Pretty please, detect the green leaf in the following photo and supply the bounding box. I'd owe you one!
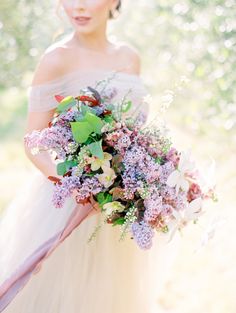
[121,100,132,112]
[56,159,78,176]
[75,114,85,122]
[70,112,104,143]
[103,115,114,124]
[83,136,96,145]
[56,96,76,113]
[84,172,96,177]
[80,103,97,115]
[112,217,125,226]
[155,157,163,164]
[84,111,104,134]
[87,139,103,159]
[70,121,93,143]
[95,192,113,208]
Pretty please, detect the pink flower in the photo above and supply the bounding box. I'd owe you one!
[187,183,202,202]
[166,147,180,167]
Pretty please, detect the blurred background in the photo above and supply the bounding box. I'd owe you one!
[0,0,235,312]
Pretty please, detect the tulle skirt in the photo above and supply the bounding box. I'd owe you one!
[0,170,181,313]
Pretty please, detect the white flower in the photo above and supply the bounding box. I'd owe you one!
[103,201,125,216]
[142,94,153,106]
[160,90,174,112]
[166,150,195,194]
[166,197,204,242]
[97,165,116,188]
[101,123,114,133]
[87,152,112,171]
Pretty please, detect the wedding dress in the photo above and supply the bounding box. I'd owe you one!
[0,68,181,313]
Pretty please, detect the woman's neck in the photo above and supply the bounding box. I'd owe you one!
[71,30,112,53]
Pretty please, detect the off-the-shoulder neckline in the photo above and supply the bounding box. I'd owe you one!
[28,68,143,88]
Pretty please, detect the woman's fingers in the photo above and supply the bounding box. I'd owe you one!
[72,190,100,218]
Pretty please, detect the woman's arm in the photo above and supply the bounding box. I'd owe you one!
[24,48,65,180]
[24,110,61,180]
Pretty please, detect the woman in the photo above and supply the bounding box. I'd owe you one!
[0,1,181,312]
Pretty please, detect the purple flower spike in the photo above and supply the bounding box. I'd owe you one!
[131,220,154,250]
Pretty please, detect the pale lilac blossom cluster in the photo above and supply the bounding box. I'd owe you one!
[131,220,155,250]
[52,175,103,208]
[24,125,75,159]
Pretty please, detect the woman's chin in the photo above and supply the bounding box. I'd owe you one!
[71,23,95,34]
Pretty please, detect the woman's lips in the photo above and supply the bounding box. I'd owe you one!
[73,17,91,25]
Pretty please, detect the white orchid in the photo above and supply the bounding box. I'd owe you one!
[166,197,204,242]
[166,150,196,194]
[103,201,125,216]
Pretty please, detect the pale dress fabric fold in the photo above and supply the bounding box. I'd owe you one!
[0,68,181,313]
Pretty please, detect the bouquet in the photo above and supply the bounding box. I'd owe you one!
[24,78,216,250]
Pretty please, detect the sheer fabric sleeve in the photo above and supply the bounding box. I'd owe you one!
[26,81,68,112]
[140,86,150,121]
[125,84,150,124]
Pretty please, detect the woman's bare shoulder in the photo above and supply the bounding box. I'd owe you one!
[30,37,71,86]
[115,41,141,75]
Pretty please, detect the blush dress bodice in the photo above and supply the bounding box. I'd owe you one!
[0,67,181,313]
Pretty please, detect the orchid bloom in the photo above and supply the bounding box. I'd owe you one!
[88,152,112,171]
[166,197,204,242]
[166,150,195,194]
[97,165,116,188]
[103,201,125,216]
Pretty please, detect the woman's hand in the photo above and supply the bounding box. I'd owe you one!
[87,194,101,218]
[72,190,101,219]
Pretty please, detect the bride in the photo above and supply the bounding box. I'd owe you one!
[0,1,181,312]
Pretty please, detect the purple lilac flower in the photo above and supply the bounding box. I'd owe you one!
[139,158,161,184]
[160,185,176,200]
[123,144,161,184]
[159,161,175,184]
[114,134,132,155]
[161,204,173,217]
[52,175,81,208]
[42,126,73,148]
[131,220,155,250]
[144,195,163,223]
[122,166,139,199]
[25,124,76,160]
[24,130,41,150]
[123,145,146,166]
[166,147,180,167]
[57,108,80,123]
[160,185,177,209]
[75,176,103,202]
[160,185,186,211]
[175,192,187,210]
